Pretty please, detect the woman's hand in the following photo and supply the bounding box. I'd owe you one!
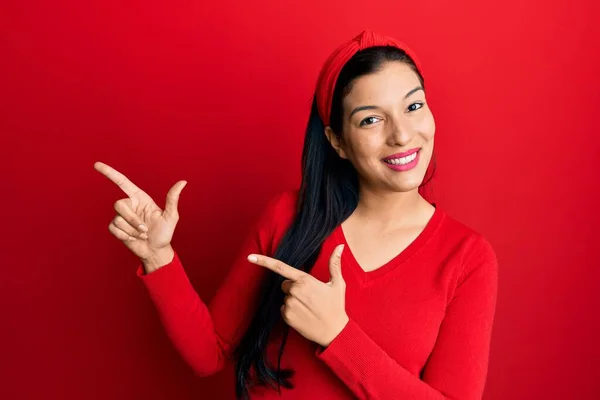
[94,161,187,268]
[247,244,349,347]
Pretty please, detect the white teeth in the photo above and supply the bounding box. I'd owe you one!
[384,152,417,165]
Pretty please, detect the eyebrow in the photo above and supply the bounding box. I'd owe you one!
[348,86,424,119]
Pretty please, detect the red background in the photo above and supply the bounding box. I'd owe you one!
[2,0,599,399]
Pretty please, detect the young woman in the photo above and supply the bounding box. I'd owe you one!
[95,29,498,400]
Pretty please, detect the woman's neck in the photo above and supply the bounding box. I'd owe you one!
[352,186,428,231]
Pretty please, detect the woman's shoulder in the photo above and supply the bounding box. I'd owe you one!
[269,188,300,210]
[253,188,299,238]
[434,209,499,311]
[260,188,299,222]
[436,208,497,263]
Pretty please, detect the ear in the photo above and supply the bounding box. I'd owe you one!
[324,126,348,159]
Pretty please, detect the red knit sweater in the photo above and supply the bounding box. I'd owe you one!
[137,190,498,399]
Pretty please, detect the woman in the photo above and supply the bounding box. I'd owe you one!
[94,29,498,399]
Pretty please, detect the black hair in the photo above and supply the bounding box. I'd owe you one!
[232,45,435,399]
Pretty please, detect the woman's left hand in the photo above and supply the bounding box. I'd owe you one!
[247,244,349,348]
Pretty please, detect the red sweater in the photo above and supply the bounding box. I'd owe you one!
[136,190,498,399]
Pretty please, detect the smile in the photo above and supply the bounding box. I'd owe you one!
[382,149,420,171]
[383,152,417,165]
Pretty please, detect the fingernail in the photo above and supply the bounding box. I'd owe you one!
[128,236,136,241]
[247,255,258,262]
[139,224,148,232]
[337,245,345,255]
[140,233,148,240]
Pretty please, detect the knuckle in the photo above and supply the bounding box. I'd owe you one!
[108,224,124,239]
[297,276,307,285]
[113,216,127,230]
[113,199,123,211]
[275,262,284,274]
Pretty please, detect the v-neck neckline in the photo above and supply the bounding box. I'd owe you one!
[332,203,444,285]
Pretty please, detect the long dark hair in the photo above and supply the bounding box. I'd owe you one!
[232,45,434,399]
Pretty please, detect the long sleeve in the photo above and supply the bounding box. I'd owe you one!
[315,237,499,400]
[136,191,294,377]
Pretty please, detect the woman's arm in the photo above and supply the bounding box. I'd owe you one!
[315,238,499,400]
[136,191,293,376]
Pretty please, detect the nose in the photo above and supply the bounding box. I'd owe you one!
[386,116,415,146]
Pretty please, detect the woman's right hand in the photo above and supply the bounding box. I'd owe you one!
[94,161,187,268]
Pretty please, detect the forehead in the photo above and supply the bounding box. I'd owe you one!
[344,62,422,107]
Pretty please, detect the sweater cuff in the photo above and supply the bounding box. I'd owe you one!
[315,318,376,381]
[135,251,190,306]
[135,250,180,277]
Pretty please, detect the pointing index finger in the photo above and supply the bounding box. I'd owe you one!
[247,254,307,281]
[94,161,143,198]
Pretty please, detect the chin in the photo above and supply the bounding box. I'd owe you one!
[390,181,423,193]
[387,172,427,191]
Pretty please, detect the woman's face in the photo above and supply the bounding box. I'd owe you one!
[325,61,435,193]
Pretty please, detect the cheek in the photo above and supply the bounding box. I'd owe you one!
[418,137,435,173]
[418,112,436,140]
[345,133,384,160]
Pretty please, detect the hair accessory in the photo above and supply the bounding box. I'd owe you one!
[315,29,424,127]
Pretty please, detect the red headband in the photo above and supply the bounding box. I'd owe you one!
[315,29,425,127]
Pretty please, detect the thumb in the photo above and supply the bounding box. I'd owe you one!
[328,244,345,286]
[164,180,187,218]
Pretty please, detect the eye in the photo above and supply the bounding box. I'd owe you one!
[359,116,382,127]
[408,102,424,112]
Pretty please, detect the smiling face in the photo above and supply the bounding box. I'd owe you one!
[325,61,435,193]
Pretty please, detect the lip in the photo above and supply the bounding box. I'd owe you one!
[382,147,421,161]
[382,149,420,172]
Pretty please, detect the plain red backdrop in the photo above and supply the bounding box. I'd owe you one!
[2,0,599,399]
